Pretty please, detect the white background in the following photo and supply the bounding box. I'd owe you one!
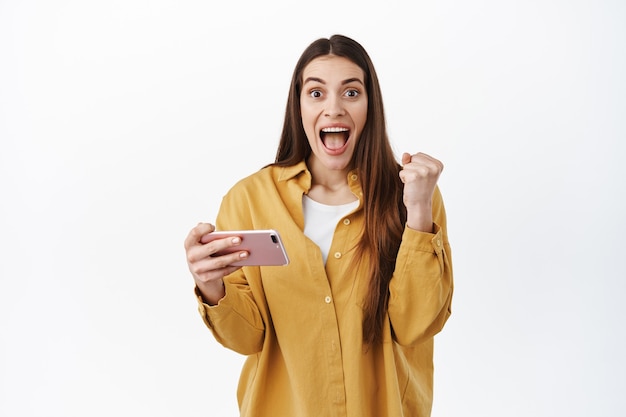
[1,1,625,416]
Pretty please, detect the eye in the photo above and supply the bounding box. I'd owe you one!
[309,89,323,98]
[345,89,360,98]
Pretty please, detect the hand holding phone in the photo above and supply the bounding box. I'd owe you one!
[200,229,289,266]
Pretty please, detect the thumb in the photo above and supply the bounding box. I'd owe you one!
[401,152,412,165]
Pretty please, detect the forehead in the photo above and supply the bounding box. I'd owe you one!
[302,55,365,83]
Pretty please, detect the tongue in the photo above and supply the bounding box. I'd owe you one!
[323,133,346,150]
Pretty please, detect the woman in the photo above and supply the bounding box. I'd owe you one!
[184,34,453,417]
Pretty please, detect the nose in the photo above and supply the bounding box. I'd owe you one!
[324,95,345,118]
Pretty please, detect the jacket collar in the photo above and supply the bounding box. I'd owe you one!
[275,161,308,182]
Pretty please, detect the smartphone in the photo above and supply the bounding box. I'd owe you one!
[200,229,289,266]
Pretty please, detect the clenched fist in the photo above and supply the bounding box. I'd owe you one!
[399,152,444,233]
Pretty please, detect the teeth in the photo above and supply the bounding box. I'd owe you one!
[321,127,349,133]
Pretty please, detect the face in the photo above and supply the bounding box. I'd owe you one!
[300,55,368,176]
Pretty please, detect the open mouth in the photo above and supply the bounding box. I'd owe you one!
[320,127,350,151]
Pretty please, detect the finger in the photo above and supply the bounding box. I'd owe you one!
[401,152,412,166]
[187,232,248,263]
[411,153,444,170]
[201,234,243,255]
[189,251,248,275]
[403,154,444,176]
[184,222,215,250]
[211,251,249,269]
[399,167,429,183]
[189,252,247,278]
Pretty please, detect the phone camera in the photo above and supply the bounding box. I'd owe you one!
[270,234,278,244]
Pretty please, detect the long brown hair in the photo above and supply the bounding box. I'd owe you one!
[274,35,406,345]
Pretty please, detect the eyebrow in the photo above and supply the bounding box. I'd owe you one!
[303,77,364,86]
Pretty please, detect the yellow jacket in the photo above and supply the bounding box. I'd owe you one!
[196,161,453,417]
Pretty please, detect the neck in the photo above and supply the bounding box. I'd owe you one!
[307,156,350,188]
[306,156,356,205]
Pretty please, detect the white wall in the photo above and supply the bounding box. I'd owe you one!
[1,1,625,416]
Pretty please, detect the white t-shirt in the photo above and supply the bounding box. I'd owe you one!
[302,195,359,264]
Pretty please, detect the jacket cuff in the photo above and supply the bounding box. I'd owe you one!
[402,223,445,255]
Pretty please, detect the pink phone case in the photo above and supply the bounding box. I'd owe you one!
[201,229,290,266]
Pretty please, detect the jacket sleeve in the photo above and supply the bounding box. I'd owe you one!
[196,271,265,355]
[387,186,454,346]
